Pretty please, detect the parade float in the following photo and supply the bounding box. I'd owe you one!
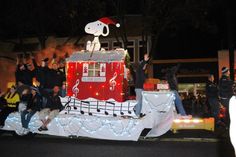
[1,17,214,141]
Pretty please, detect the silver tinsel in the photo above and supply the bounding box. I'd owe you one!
[66,49,128,62]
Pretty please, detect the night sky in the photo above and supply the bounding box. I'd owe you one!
[0,0,235,58]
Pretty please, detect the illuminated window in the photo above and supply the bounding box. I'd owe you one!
[82,62,106,82]
[88,63,100,77]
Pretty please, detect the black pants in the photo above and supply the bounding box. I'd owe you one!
[208,97,220,121]
[220,98,230,127]
[0,107,17,126]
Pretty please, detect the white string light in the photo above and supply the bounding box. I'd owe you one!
[2,91,175,140]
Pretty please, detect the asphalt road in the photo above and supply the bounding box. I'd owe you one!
[0,130,235,157]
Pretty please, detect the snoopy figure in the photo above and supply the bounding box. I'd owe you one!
[85,17,120,52]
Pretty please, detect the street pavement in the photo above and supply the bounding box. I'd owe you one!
[0,128,235,157]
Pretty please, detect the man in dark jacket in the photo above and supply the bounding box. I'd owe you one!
[133,53,150,118]
[15,57,33,86]
[32,56,51,91]
[20,86,42,134]
[205,74,219,121]
[166,64,187,116]
[219,67,234,126]
[38,86,63,131]
[47,63,65,89]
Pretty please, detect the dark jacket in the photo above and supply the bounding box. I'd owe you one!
[21,93,31,102]
[45,93,63,111]
[0,96,7,108]
[15,64,33,86]
[58,67,66,83]
[47,69,65,89]
[26,93,42,111]
[166,65,179,91]
[40,89,63,110]
[205,80,218,98]
[219,75,234,99]
[16,85,31,99]
[32,59,51,89]
[135,60,148,89]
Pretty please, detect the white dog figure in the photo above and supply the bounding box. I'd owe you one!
[85,17,120,52]
[230,84,236,156]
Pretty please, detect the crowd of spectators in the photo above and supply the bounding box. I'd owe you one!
[181,93,209,117]
[0,54,66,134]
[181,66,234,129]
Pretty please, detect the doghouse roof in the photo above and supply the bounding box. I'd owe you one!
[67,49,128,62]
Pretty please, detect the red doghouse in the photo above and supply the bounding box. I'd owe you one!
[66,50,129,102]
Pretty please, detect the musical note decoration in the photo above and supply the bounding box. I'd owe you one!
[73,98,77,110]
[96,101,101,112]
[109,72,117,91]
[120,103,124,115]
[128,102,132,114]
[64,97,72,114]
[81,101,92,115]
[61,97,137,117]
[65,105,71,114]
[105,101,117,117]
[72,79,80,97]
[80,101,85,114]
[88,101,93,115]
[104,101,109,115]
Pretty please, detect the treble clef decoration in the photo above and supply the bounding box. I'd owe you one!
[72,79,80,97]
[109,72,117,91]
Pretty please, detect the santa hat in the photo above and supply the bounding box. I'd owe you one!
[222,67,229,74]
[30,86,40,94]
[99,17,120,27]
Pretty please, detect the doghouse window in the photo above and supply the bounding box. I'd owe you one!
[88,63,100,77]
[82,62,106,82]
